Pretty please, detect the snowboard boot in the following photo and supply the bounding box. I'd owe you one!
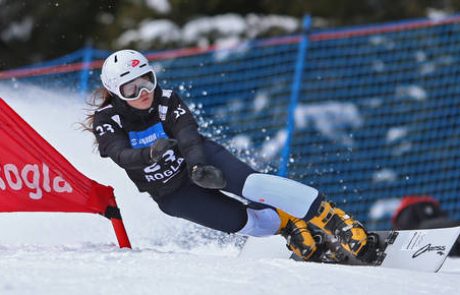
[276,209,318,261]
[308,201,371,260]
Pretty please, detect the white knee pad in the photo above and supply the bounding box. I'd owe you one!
[237,208,280,237]
[242,173,319,219]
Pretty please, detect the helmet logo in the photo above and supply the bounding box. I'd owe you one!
[130,59,140,67]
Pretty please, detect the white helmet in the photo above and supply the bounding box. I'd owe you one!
[100,49,157,100]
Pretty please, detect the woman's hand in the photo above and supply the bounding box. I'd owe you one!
[190,165,226,189]
[149,138,178,163]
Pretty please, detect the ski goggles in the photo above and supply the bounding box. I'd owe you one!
[119,72,156,101]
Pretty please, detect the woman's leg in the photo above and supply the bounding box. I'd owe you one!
[200,139,372,261]
[201,140,285,236]
[157,177,281,236]
[156,178,248,233]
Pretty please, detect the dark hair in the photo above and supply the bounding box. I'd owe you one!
[82,87,113,133]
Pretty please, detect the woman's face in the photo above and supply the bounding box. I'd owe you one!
[126,89,154,110]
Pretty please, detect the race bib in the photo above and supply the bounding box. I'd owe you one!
[128,123,167,149]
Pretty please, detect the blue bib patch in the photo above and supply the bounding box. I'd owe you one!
[129,123,168,149]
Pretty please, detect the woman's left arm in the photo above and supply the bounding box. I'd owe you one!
[165,92,207,169]
[165,92,226,189]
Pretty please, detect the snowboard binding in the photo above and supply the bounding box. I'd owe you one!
[307,201,367,255]
[277,209,318,261]
[291,228,384,265]
[306,201,381,264]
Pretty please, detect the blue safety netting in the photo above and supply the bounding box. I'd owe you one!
[295,18,460,229]
[2,15,460,230]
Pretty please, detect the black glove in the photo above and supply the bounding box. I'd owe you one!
[149,138,178,163]
[190,164,227,189]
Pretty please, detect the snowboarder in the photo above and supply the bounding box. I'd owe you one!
[86,49,375,262]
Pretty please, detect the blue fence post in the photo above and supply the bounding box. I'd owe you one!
[79,43,93,98]
[278,15,312,177]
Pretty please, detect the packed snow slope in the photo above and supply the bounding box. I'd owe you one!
[0,83,459,295]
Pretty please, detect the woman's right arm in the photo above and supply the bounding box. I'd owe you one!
[93,115,152,170]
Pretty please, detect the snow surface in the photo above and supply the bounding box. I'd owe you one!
[395,85,428,101]
[0,17,34,42]
[368,198,402,220]
[372,168,398,183]
[116,13,299,50]
[294,102,363,147]
[386,127,408,143]
[0,83,459,295]
[145,0,171,14]
[117,19,180,49]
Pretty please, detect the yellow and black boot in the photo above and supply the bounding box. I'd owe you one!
[277,209,318,261]
[308,201,370,259]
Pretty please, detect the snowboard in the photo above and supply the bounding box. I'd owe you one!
[239,226,460,272]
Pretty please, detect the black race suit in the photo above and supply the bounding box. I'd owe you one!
[93,86,257,233]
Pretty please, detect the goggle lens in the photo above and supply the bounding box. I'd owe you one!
[120,72,155,100]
